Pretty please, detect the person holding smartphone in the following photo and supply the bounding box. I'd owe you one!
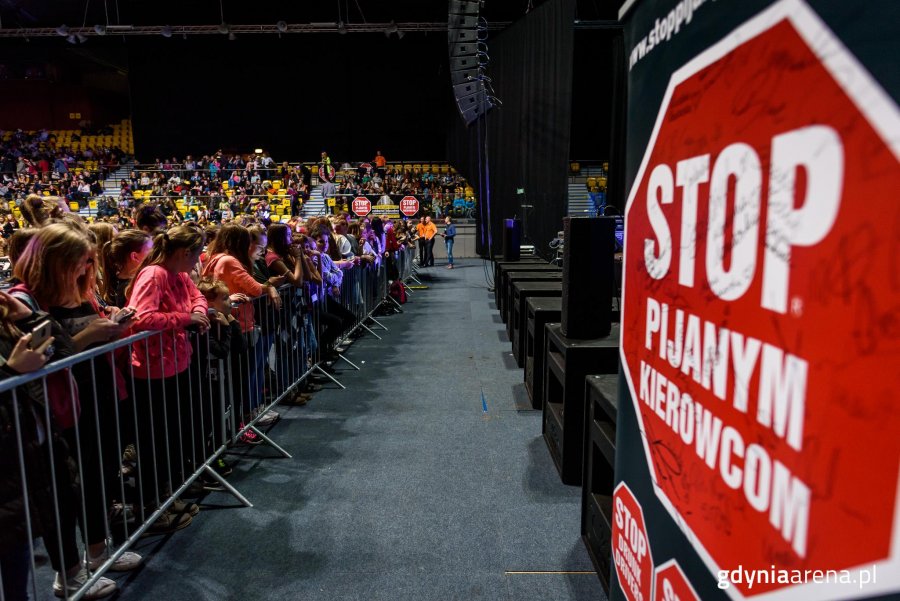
[10,224,139,597]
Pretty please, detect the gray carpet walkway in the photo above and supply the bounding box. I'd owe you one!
[117,258,606,601]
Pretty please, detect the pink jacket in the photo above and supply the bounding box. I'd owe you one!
[128,265,208,379]
[202,254,263,333]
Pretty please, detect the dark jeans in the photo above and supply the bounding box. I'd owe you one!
[133,368,200,509]
[62,387,123,548]
[425,238,435,266]
[320,296,356,353]
[1,541,32,601]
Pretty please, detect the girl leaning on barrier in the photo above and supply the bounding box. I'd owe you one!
[0,289,71,601]
[126,225,209,534]
[7,224,137,599]
[201,224,282,442]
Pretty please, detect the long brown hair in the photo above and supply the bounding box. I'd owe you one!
[98,229,151,303]
[20,194,66,227]
[206,223,253,272]
[13,223,94,307]
[267,223,293,261]
[125,225,205,298]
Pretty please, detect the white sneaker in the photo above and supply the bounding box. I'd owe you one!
[53,568,117,599]
[86,549,143,571]
[256,410,279,427]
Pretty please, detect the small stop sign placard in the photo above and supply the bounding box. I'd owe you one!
[619,2,900,599]
[351,196,371,217]
[654,561,699,601]
[613,483,653,601]
[400,196,419,217]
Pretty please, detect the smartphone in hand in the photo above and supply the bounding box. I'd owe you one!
[29,320,52,350]
[113,308,136,324]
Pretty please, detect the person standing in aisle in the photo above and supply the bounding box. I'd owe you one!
[415,216,426,265]
[423,215,437,267]
[440,215,457,269]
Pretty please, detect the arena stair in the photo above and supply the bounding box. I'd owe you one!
[300,186,326,218]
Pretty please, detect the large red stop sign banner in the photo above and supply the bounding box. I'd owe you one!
[619,1,900,599]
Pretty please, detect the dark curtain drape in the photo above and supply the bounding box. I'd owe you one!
[447,0,576,260]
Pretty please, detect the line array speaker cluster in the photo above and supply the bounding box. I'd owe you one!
[448,1,495,125]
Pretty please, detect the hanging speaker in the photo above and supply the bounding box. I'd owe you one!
[450,68,479,86]
[449,27,477,44]
[560,217,615,339]
[449,0,480,15]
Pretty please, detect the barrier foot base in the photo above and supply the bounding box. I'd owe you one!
[314,364,346,389]
[360,322,382,340]
[249,426,292,458]
[386,296,404,311]
[202,464,254,507]
[368,316,388,331]
[337,353,361,371]
[408,274,423,285]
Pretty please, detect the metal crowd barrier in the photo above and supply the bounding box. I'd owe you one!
[0,246,416,601]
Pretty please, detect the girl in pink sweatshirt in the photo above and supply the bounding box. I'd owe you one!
[127,225,209,528]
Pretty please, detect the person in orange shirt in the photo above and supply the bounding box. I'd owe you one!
[374,150,387,178]
[423,215,438,267]
[415,216,427,265]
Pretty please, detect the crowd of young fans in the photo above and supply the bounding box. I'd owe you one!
[0,193,421,600]
[0,128,130,208]
[1,135,476,230]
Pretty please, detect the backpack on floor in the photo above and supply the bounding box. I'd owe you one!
[389,281,407,304]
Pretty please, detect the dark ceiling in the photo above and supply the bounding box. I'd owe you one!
[0,0,616,30]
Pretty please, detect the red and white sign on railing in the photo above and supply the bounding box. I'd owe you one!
[613,483,653,601]
[654,561,700,601]
[399,196,420,217]
[351,196,371,217]
[619,1,900,599]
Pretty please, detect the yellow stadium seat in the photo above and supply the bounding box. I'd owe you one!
[69,202,80,211]
[89,200,98,209]
[272,181,281,190]
[43,191,50,196]
[282,215,292,223]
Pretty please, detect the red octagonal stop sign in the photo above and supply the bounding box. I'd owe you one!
[400,196,420,217]
[620,1,900,600]
[654,560,699,601]
[351,196,371,217]
[613,483,653,601]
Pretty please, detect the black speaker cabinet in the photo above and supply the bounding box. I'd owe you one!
[492,258,550,309]
[509,281,563,365]
[525,299,561,410]
[502,218,522,261]
[542,323,620,485]
[502,271,562,326]
[581,374,619,594]
[560,217,616,339]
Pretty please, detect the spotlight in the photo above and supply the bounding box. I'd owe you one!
[94,24,107,35]
[76,33,87,43]
[276,20,288,33]
[385,21,398,37]
[218,23,230,34]
[396,29,405,39]
[161,25,173,38]
[228,32,236,41]
[56,24,69,36]
[337,21,348,35]
[66,34,77,44]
